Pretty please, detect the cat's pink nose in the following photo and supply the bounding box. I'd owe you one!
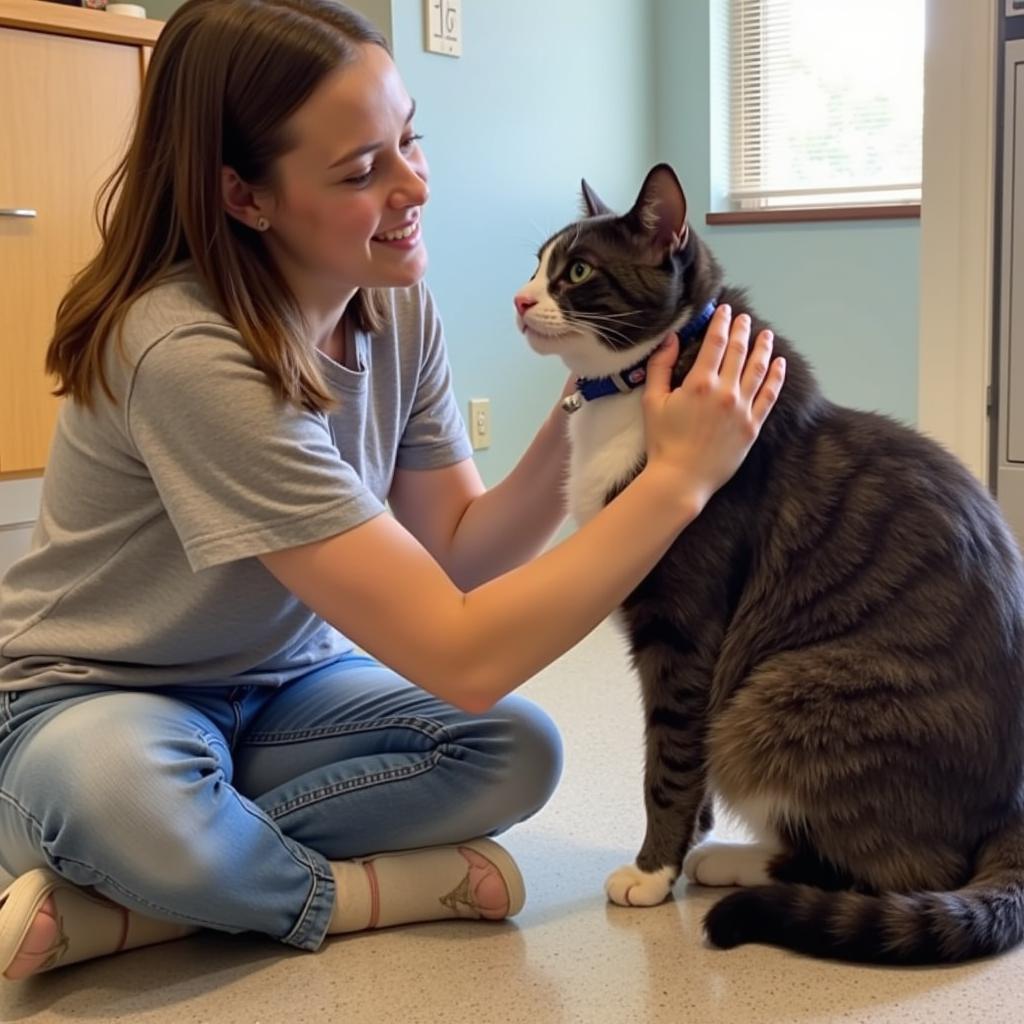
[514,294,537,317]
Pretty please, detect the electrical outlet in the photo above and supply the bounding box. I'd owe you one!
[468,398,491,450]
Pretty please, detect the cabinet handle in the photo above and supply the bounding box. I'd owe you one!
[0,209,37,218]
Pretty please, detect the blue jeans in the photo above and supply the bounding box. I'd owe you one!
[0,654,563,951]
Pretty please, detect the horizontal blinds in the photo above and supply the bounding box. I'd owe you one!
[728,0,925,210]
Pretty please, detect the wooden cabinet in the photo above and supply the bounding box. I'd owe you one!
[0,0,161,477]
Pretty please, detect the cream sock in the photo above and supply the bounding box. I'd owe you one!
[328,837,526,933]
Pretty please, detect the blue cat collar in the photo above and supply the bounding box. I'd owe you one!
[560,299,719,414]
[678,299,719,344]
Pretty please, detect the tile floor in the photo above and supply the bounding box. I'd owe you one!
[2,621,1022,1024]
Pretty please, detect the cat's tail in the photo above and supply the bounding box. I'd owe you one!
[703,816,1024,964]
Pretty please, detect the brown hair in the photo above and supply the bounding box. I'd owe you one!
[46,0,390,412]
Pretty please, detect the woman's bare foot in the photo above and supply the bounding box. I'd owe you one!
[2,897,60,980]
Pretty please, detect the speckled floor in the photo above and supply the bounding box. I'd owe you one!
[2,620,1023,1024]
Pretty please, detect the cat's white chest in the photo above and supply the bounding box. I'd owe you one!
[567,392,647,525]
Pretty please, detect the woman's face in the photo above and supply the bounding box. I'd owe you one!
[257,44,429,295]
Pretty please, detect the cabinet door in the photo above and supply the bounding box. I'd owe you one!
[0,27,141,475]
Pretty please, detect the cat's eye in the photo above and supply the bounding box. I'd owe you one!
[568,260,594,285]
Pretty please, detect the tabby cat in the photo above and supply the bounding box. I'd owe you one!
[513,163,1024,964]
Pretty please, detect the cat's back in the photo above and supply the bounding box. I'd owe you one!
[774,403,1013,557]
[749,401,1024,665]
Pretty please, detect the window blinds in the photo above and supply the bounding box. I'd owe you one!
[726,0,925,210]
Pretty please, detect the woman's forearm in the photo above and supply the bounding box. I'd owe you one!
[445,406,571,589]
[455,463,699,710]
[261,461,699,716]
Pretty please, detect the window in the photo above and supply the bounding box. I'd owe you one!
[720,0,925,217]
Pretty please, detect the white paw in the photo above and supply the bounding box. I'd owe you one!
[682,841,775,887]
[604,863,676,906]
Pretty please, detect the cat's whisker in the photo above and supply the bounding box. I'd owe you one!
[564,314,641,340]
[522,220,557,255]
[564,318,633,348]
[568,310,644,322]
[566,318,640,336]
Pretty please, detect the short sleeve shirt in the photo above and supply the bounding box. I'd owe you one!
[0,268,472,690]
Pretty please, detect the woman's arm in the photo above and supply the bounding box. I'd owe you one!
[389,394,570,591]
[261,307,782,712]
[262,460,699,713]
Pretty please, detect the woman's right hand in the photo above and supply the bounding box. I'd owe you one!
[641,304,785,508]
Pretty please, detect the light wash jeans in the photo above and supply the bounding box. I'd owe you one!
[0,653,563,951]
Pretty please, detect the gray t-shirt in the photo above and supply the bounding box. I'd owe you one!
[0,269,472,691]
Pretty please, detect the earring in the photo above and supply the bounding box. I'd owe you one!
[255,216,270,232]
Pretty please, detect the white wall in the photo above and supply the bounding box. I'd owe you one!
[917,0,999,482]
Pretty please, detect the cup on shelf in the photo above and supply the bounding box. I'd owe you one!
[107,3,147,16]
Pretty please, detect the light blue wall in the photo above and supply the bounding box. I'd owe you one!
[651,0,921,426]
[389,0,655,482]
[1,0,925,574]
[137,0,656,486]
[105,0,924,459]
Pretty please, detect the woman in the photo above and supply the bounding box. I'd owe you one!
[0,0,782,981]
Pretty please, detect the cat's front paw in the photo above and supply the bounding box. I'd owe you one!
[682,841,774,887]
[604,863,676,906]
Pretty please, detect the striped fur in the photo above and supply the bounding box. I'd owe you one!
[517,164,1024,964]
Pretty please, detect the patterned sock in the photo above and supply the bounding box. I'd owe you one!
[328,838,525,933]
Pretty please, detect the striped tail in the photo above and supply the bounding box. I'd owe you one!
[704,819,1024,964]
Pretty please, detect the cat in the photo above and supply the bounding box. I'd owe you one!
[513,163,1024,964]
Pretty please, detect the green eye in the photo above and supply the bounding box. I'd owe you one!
[568,260,594,285]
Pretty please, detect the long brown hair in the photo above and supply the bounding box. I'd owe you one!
[46,0,389,412]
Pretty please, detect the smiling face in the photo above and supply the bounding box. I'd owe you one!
[257,43,430,298]
[514,165,701,378]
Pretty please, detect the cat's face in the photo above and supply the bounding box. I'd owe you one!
[514,164,697,379]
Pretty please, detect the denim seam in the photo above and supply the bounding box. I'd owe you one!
[47,852,243,930]
[243,715,450,747]
[0,787,44,846]
[0,748,325,937]
[281,845,318,946]
[266,749,444,821]
[229,790,330,879]
[280,842,333,948]
[0,787,232,929]
[229,699,245,750]
[0,691,13,736]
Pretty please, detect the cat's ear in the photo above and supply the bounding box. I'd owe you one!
[580,179,613,218]
[627,164,689,256]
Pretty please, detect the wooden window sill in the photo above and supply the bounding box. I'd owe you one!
[706,205,921,226]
